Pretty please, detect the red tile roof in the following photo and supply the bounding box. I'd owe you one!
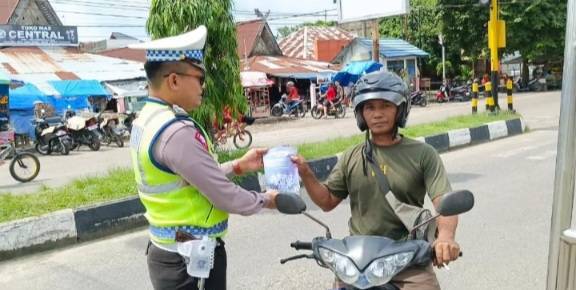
[97,48,146,63]
[236,19,265,59]
[0,0,19,24]
[279,27,354,60]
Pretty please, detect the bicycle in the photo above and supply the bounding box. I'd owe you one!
[213,119,253,149]
[0,131,41,183]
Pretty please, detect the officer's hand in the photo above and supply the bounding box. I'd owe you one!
[264,190,278,209]
[290,155,312,176]
[237,148,268,173]
[432,238,460,268]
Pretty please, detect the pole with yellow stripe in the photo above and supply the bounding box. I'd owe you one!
[506,78,515,112]
[485,81,494,112]
[472,80,479,114]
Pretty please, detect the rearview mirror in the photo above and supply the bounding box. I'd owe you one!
[276,193,306,215]
[437,190,475,216]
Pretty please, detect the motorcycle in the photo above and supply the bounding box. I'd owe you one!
[515,77,546,92]
[123,111,136,133]
[436,84,470,103]
[276,190,474,290]
[409,91,428,107]
[311,97,346,119]
[435,84,450,103]
[271,95,306,118]
[65,114,101,151]
[450,84,471,102]
[33,111,71,156]
[96,113,125,147]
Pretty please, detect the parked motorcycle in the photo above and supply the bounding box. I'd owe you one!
[435,84,450,103]
[276,190,474,290]
[515,77,546,92]
[96,113,124,147]
[436,84,470,103]
[409,91,428,107]
[66,115,101,151]
[311,97,346,119]
[33,111,70,155]
[271,95,306,118]
[123,111,136,133]
[450,84,472,102]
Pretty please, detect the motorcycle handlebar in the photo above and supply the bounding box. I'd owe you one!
[290,241,312,250]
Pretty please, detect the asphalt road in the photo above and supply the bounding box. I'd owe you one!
[0,91,560,194]
[0,123,560,289]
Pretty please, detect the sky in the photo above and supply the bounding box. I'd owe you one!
[47,0,408,41]
[48,0,340,41]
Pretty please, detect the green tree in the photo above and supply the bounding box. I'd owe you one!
[146,0,246,128]
[437,0,490,78]
[501,0,566,82]
[378,0,443,77]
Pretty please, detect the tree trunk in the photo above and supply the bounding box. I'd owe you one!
[522,58,530,86]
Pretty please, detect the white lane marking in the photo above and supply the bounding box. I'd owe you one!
[526,150,557,161]
[496,141,556,158]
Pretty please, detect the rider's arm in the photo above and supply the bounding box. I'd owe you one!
[433,196,458,240]
[421,144,460,265]
[154,121,273,215]
[293,155,346,212]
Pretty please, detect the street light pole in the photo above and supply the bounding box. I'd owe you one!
[439,34,445,85]
[546,0,576,288]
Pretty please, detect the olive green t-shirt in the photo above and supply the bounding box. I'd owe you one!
[324,137,452,240]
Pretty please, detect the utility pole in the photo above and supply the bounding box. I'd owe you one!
[438,34,446,85]
[372,19,380,62]
[546,0,576,288]
[488,0,505,112]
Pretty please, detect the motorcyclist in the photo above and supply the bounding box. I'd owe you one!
[292,71,461,290]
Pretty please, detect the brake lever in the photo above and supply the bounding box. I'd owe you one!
[280,254,314,264]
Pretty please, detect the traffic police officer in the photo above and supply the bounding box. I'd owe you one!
[129,25,278,290]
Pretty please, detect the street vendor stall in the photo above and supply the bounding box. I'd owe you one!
[241,71,272,118]
[0,71,9,131]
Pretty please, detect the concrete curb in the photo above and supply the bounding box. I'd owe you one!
[0,118,526,261]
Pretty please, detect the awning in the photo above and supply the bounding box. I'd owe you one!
[358,38,429,58]
[270,72,336,80]
[9,83,49,110]
[240,71,272,87]
[105,83,148,98]
[48,80,110,98]
[332,61,383,85]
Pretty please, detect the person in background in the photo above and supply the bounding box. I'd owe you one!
[285,81,300,112]
[323,82,337,118]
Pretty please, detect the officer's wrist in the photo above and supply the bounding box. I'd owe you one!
[232,160,244,176]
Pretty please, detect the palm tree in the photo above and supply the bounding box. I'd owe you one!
[147,0,247,129]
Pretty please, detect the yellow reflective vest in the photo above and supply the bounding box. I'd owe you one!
[130,99,228,245]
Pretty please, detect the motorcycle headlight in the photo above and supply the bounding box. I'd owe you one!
[365,252,414,286]
[318,248,360,285]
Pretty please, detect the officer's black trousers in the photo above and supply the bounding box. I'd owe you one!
[146,240,227,290]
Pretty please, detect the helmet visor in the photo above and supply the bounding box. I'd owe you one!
[353,90,405,109]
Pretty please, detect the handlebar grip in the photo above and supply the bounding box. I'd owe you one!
[290,241,312,250]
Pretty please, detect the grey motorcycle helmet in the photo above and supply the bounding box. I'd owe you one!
[352,71,411,132]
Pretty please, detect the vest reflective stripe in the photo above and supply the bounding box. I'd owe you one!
[150,220,229,241]
[130,101,229,245]
[137,179,186,195]
[131,107,172,188]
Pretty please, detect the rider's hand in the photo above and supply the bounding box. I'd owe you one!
[432,238,460,268]
[263,190,279,209]
[291,155,312,176]
[237,148,268,174]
